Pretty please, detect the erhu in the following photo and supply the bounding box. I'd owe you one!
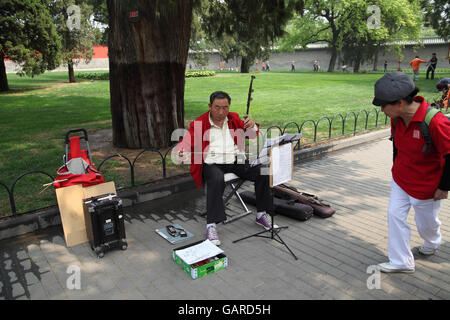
[244,75,256,163]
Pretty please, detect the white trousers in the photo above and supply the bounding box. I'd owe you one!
[387,179,442,269]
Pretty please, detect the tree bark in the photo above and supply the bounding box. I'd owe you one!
[328,46,337,73]
[353,57,361,73]
[326,23,340,73]
[240,56,251,73]
[372,49,378,71]
[0,54,9,92]
[68,60,75,83]
[107,0,193,149]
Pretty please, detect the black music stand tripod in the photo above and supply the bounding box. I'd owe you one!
[232,209,297,260]
[232,134,301,260]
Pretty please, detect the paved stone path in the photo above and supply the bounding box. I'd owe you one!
[0,137,449,300]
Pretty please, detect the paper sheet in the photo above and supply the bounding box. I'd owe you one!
[271,143,293,186]
[251,133,301,167]
[174,240,224,265]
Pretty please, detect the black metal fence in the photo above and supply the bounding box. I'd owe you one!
[1,105,448,218]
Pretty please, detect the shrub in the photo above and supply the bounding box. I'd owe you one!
[185,70,215,78]
[76,70,216,80]
[76,72,109,80]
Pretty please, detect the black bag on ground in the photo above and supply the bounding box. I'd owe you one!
[83,193,128,258]
[273,184,336,218]
[239,190,314,221]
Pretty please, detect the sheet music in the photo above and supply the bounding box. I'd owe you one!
[271,143,293,186]
[251,133,301,167]
[174,240,224,265]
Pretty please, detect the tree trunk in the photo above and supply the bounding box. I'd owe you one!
[107,0,193,149]
[328,46,337,73]
[0,54,9,92]
[372,48,378,71]
[240,56,251,73]
[353,57,361,73]
[68,60,75,83]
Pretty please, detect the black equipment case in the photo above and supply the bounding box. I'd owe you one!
[273,185,336,218]
[239,190,314,221]
[83,193,127,258]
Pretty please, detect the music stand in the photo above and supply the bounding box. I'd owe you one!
[233,133,301,260]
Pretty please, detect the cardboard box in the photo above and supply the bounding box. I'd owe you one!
[55,181,116,247]
[173,240,228,279]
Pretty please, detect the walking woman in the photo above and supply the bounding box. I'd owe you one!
[372,72,450,273]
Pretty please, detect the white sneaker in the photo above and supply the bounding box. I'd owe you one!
[206,225,221,246]
[418,246,436,256]
[378,262,415,274]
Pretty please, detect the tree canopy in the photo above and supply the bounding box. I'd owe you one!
[50,0,97,82]
[341,0,422,72]
[421,0,449,40]
[0,0,61,91]
[200,0,303,72]
[279,0,422,72]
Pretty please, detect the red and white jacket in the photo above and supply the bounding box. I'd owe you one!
[177,111,258,189]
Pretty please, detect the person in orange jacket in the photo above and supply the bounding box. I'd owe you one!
[409,56,427,81]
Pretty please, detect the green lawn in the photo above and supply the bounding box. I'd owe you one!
[0,69,449,216]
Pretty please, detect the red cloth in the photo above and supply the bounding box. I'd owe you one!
[177,111,258,189]
[53,172,104,188]
[391,96,450,199]
[53,136,104,189]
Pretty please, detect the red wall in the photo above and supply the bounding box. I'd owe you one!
[93,45,108,59]
[4,45,108,61]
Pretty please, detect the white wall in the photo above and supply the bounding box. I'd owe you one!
[5,44,449,73]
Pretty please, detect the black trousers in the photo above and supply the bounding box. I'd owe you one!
[202,163,273,224]
[426,65,435,79]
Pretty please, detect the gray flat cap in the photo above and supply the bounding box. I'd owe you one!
[372,72,415,106]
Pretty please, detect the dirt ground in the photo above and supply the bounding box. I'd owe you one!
[87,128,189,185]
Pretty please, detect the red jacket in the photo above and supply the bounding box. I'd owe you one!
[391,96,450,199]
[177,111,258,189]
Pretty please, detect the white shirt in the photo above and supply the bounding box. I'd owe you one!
[204,114,239,164]
[204,113,258,164]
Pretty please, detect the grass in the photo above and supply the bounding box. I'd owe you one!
[1,69,449,216]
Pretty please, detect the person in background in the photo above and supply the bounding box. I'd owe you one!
[384,60,388,73]
[409,56,427,81]
[291,61,295,72]
[436,78,450,92]
[372,72,450,274]
[313,60,319,72]
[426,53,438,80]
[442,83,450,110]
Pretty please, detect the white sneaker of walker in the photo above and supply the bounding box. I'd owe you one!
[378,262,415,274]
[418,246,437,256]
